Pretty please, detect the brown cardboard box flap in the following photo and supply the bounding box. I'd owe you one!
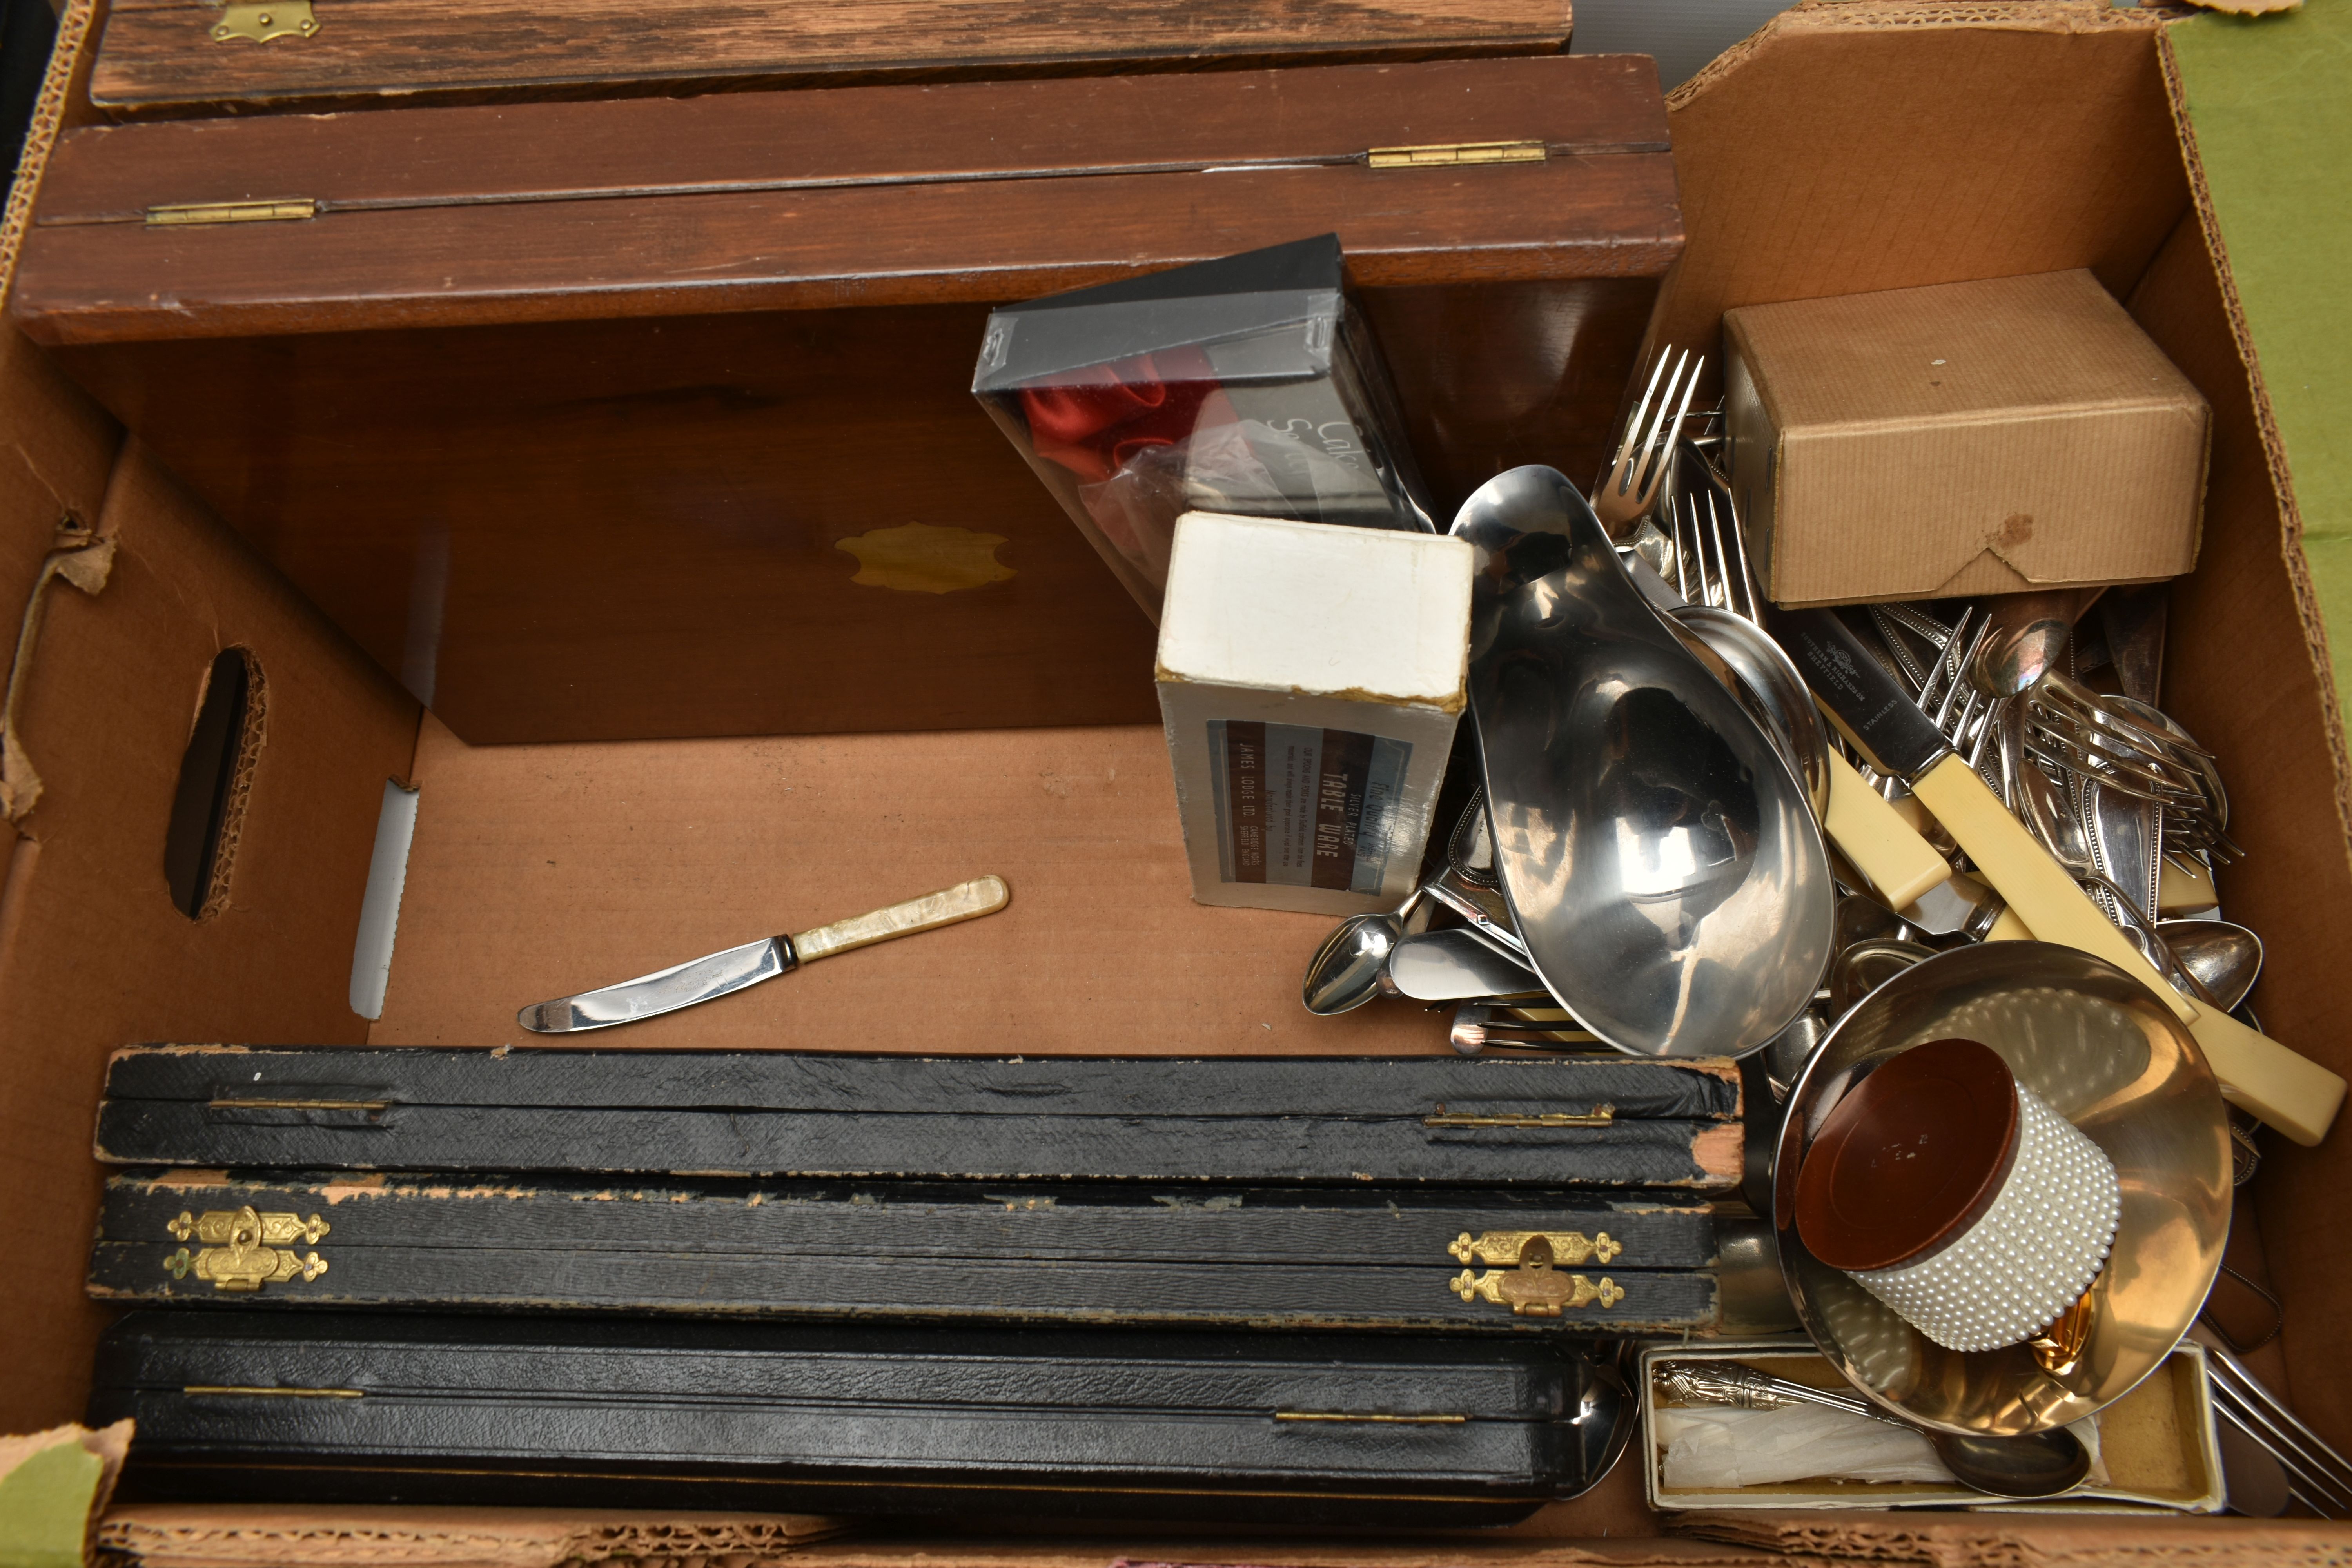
[1672,1511,2347,1567]
[1726,269,2210,606]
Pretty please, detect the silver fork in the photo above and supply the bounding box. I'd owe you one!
[1593,348,1702,539]
[1671,481,1760,621]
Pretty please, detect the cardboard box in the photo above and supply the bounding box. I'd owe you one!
[2,0,2349,1561]
[1724,269,2211,606]
[1156,512,1470,915]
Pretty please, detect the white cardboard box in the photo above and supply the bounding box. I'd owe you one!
[1155,512,1472,915]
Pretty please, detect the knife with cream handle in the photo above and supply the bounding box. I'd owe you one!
[517,875,1009,1033]
[1767,606,2342,1146]
[1822,750,1954,910]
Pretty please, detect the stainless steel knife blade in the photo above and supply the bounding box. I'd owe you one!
[1761,604,1951,780]
[518,936,791,1033]
[516,874,1010,1034]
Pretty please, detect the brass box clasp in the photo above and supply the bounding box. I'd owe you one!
[1449,1229,1621,1267]
[1447,1232,1624,1318]
[164,1205,330,1292]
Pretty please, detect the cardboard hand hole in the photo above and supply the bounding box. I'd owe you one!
[164,648,264,920]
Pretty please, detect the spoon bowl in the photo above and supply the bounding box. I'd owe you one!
[1936,1427,2094,1498]
[2159,918,2264,1013]
[1301,911,1405,1015]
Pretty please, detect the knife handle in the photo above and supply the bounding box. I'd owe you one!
[1823,750,1952,909]
[790,875,1010,965]
[1910,755,2344,1146]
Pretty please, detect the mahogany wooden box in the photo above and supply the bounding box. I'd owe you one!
[11,56,1680,746]
[85,0,1574,118]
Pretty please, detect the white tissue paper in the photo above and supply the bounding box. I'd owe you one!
[1655,1403,2106,1492]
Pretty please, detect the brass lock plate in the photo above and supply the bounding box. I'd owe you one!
[212,1,319,43]
[1450,1266,1624,1317]
[164,1205,330,1292]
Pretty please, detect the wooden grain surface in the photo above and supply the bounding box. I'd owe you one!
[89,0,1573,116]
[23,58,1677,339]
[15,58,1675,744]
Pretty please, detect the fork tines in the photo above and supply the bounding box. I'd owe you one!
[1594,348,1702,530]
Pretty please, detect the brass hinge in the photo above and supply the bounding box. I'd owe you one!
[1423,1107,1613,1129]
[1367,141,1547,171]
[1448,1231,1624,1318]
[212,1,319,44]
[163,1205,330,1292]
[1274,1411,1468,1425]
[184,1385,362,1398]
[147,199,319,228]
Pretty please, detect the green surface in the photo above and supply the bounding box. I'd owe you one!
[0,1442,100,1568]
[2168,0,2352,703]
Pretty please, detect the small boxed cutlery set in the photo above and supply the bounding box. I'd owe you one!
[2,1,2345,1555]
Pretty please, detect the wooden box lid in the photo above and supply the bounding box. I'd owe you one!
[20,55,1676,342]
[89,0,1573,119]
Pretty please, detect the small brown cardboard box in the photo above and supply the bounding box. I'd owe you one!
[1724,269,2211,607]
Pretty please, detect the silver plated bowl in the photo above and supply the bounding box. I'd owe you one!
[1773,940,2231,1436]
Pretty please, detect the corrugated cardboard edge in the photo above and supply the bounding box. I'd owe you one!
[1666,0,2178,111]
[89,1521,1795,1568]
[94,1506,853,1568]
[1668,1511,2347,1566]
[2152,17,2352,895]
[0,0,100,294]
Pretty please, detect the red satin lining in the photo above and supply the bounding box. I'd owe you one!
[1018,348,1218,484]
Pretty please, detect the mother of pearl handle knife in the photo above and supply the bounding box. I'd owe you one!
[1766,606,2343,1147]
[517,875,1009,1033]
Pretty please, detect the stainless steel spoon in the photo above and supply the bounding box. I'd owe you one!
[1451,465,1835,1059]
[1969,588,2103,696]
[1300,886,1426,1015]
[2160,918,2264,1013]
[1655,1360,2094,1498]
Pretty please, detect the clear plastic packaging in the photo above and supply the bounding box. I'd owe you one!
[973,234,1433,618]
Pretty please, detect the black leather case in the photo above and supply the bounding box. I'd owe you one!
[92,1310,1629,1525]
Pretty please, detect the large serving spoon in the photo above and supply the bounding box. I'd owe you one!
[1655,1360,2092,1499]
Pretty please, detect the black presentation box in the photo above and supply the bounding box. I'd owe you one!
[94,1048,1745,1187]
[93,1310,1629,1526]
[94,1172,1719,1332]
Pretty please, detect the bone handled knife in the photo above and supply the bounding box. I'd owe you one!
[1763,605,2343,1147]
[517,875,1010,1033]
